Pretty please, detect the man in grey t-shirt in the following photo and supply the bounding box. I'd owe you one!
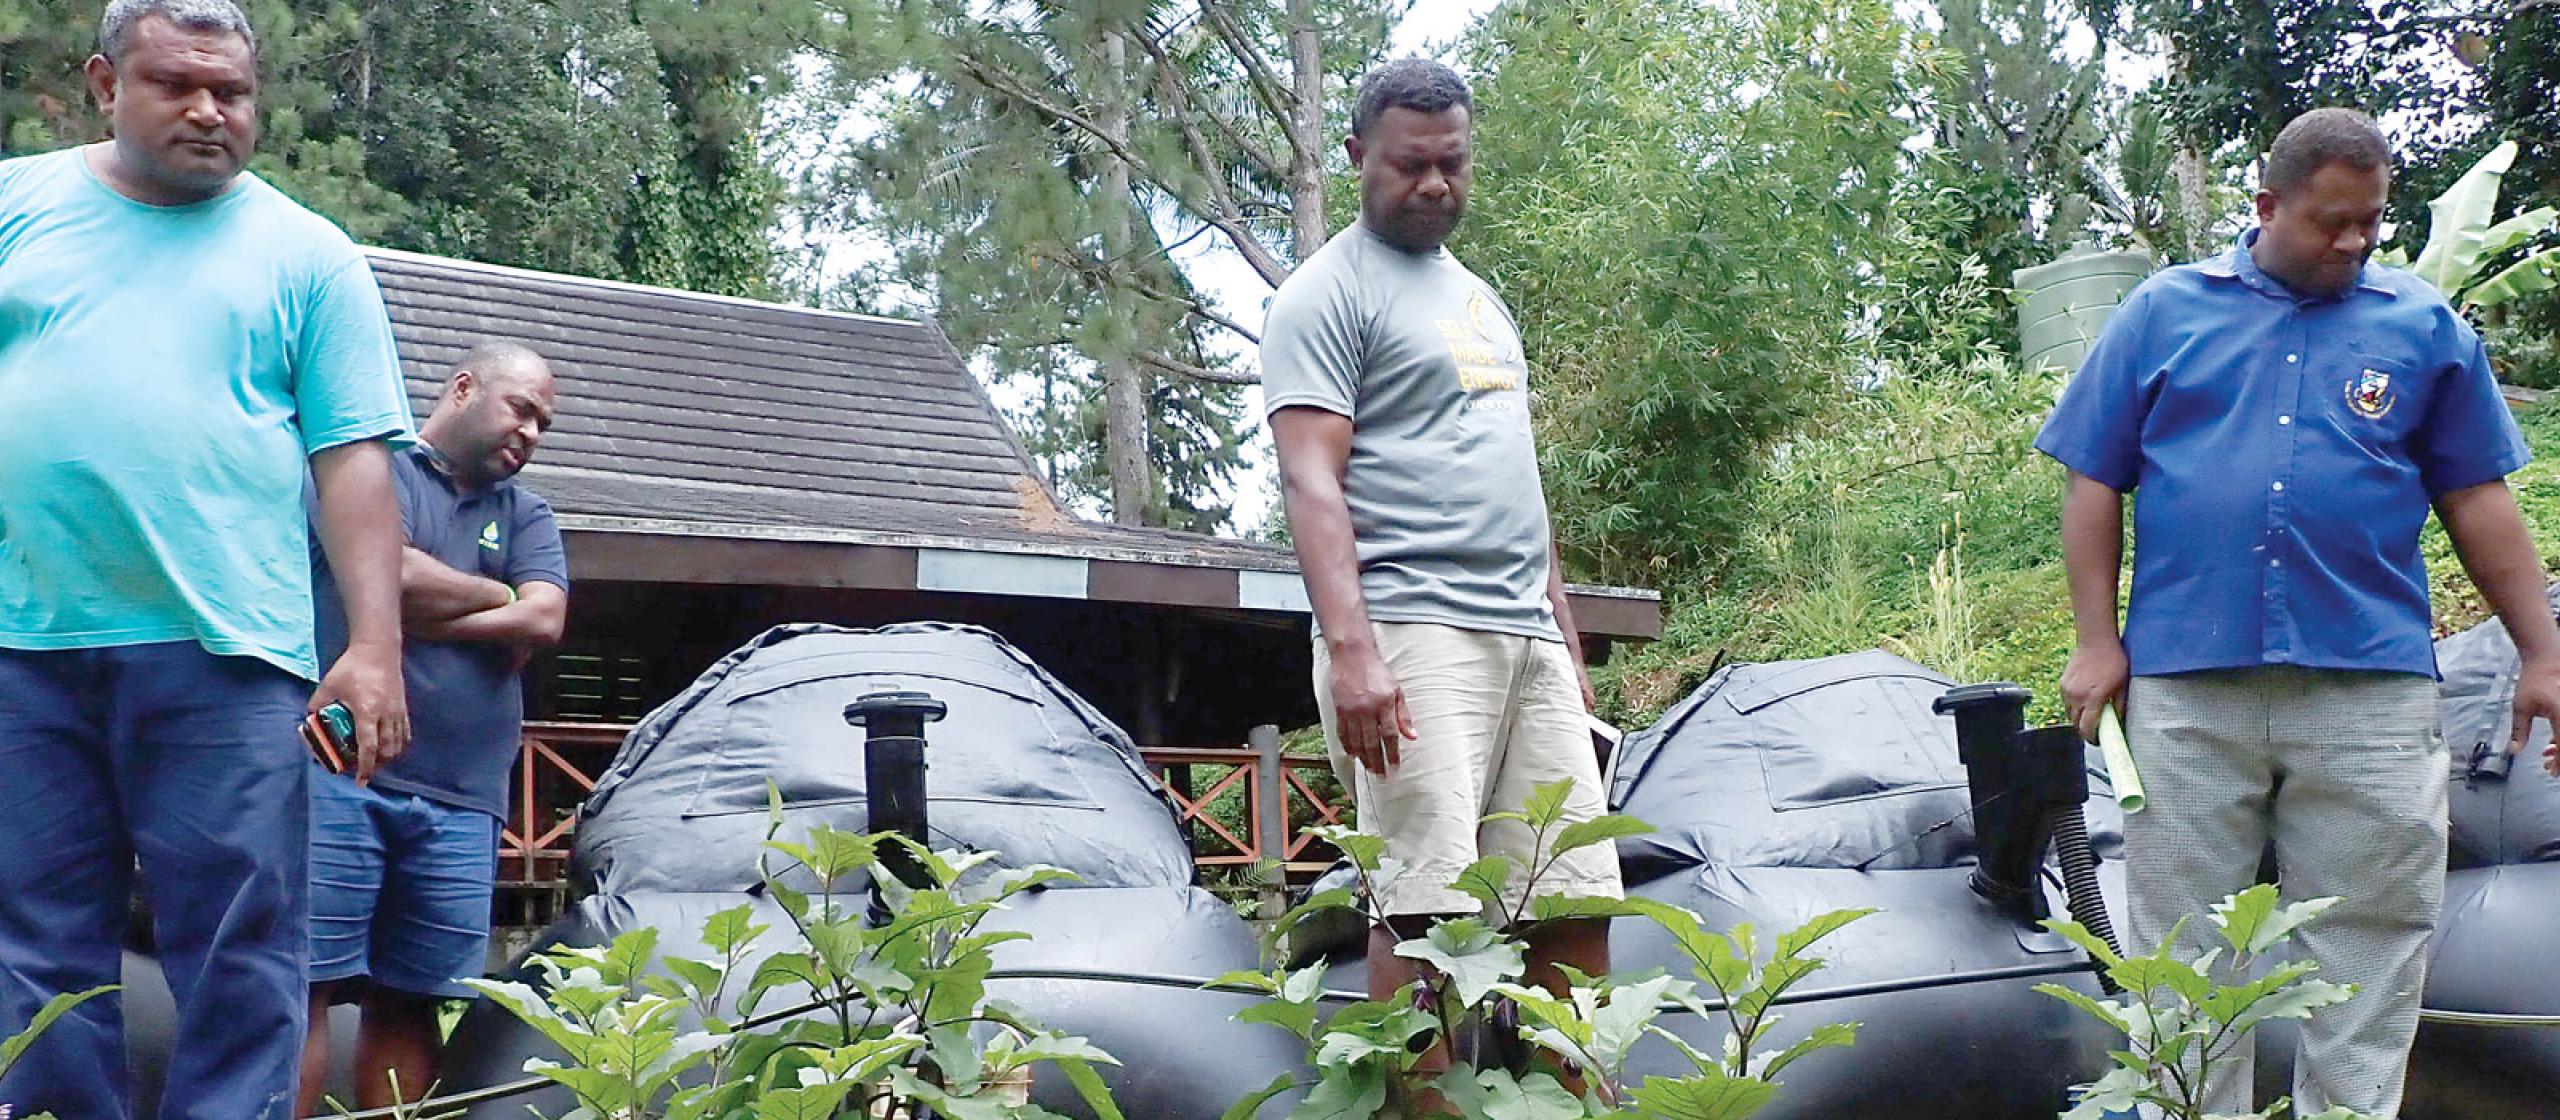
[1263,58,1622,1099]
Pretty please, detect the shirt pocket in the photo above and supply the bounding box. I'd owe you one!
[2323,354,2421,459]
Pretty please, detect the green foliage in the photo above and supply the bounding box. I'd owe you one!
[2,0,797,294]
[1226,779,1866,1118]
[2038,885,2377,1120]
[1910,0,2111,291]
[2383,140,2560,312]
[1592,242,2079,723]
[0,982,115,1120]
[466,791,1116,1119]
[1460,0,1920,583]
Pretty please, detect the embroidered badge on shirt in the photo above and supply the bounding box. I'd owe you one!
[479,521,502,551]
[2347,367,2395,420]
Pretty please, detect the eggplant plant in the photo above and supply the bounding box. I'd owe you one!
[1218,779,1869,1120]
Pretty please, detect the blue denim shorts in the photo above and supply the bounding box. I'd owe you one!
[308,768,499,999]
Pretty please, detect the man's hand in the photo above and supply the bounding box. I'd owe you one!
[2510,652,2560,776]
[2435,480,2560,778]
[1330,641,1417,777]
[309,439,410,783]
[2062,639,2130,742]
[314,639,408,783]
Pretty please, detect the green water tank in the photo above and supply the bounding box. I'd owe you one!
[2016,243,2154,377]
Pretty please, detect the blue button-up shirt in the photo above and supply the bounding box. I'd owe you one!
[2035,231,2528,679]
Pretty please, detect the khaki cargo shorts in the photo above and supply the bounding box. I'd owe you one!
[1313,621,1624,917]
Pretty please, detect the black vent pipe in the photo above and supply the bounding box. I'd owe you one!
[845,690,948,903]
[1934,683,2123,990]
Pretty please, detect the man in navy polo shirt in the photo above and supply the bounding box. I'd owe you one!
[298,341,569,1113]
[2040,108,2560,1115]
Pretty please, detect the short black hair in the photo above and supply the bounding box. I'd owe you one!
[2264,108,2391,192]
[99,0,256,63]
[449,340,551,393]
[1352,58,1472,138]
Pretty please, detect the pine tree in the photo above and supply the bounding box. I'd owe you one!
[809,0,1400,529]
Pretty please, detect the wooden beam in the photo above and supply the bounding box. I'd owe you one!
[563,530,918,590]
[1088,560,1240,609]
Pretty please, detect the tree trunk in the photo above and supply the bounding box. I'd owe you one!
[1100,29,1152,526]
[1287,0,1327,262]
[2173,142,2213,261]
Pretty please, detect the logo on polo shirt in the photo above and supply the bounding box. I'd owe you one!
[2347,368,2395,420]
[479,521,502,551]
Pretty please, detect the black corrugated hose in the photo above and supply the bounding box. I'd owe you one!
[2051,804,2122,994]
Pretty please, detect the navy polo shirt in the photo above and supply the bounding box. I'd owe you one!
[2036,230,2528,679]
[313,443,570,817]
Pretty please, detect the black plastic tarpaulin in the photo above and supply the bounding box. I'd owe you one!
[570,622,1197,895]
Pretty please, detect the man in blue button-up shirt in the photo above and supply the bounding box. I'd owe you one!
[2039,108,2560,1116]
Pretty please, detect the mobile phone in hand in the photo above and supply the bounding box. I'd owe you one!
[302,702,355,775]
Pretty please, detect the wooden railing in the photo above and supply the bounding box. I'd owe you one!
[497,720,1350,899]
[499,721,629,888]
[1144,726,1347,877]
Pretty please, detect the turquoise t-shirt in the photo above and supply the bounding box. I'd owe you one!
[0,147,413,679]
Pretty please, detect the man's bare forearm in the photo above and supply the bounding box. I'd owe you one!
[312,442,405,650]
[1544,536,1595,705]
[2060,472,2127,648]
[410,582,567,648]
[402,546,513,622]
[1283,465,1377,654]
[2439,480,2560,661]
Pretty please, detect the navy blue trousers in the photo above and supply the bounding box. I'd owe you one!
[0,643,310,1120]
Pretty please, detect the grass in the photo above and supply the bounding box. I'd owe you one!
[1596,359,2560,730]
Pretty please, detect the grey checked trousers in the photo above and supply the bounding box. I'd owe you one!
[2125,666,2444,1118]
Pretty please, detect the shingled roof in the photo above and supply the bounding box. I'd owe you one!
[364,248,1659,639]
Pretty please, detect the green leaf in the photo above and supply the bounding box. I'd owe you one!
[1756,1020,1856,1080]
[1529,893,1667,923]
[1393,917,1528,1009]
[2210,887,2336,957]
[1435,1067,1586,1120]
[1218,1071,1303,1120]
[1626,1071,1780,1120]
[2059,1064,2150,1120]
[2033,982,2132,1033]
[1454,855,1519,910]
[751,1077,858,1120]
[655,956,724,1002]
[1589,974,1684,1071]
[2466,246,2560,309]
[1550,813,1654,857]
[1519,779,1578,832]
[1772,908,1873,961]
[2477,206,2558,262]
[1268,887,1361,952]
[2224,977,2358,1038]
[0,985,116,1078]
[1309,826,1386,873]
[2111,952,2213,1006]
[2412,141,2519,297]
[2038,917,2125,969]
[1308,1000,1436,1068]
[1236,965,1330,1041]
[1286,1062,1388,1120]
[599,926,661,988]
[701,903,768,955]
[1057,1056,1128,1120]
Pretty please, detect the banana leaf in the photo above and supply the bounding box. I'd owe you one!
[2412,141,2520,298]
[2477,206,2558,264]
[2466,246,2560,309]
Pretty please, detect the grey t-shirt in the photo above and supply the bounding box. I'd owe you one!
[1261,222,1560,641]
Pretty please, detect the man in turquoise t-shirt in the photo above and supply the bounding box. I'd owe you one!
[0,2,413,1117]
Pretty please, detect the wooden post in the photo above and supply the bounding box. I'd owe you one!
[1250,724,1288,918]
